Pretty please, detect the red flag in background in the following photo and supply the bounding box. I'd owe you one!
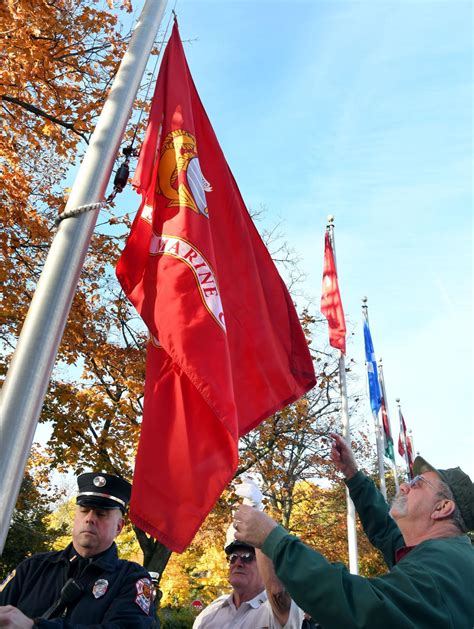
[398,410,414,477]
[116,21,316,552]
[320,232,346,353]
[380,395,395,461]
[407,435,414,475]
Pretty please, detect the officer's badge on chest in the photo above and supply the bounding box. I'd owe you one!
[92,578,109,599]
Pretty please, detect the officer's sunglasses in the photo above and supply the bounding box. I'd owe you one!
[227,552,255,565]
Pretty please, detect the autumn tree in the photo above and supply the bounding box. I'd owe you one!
[1,0,127,346]
[1,0,155,571]
[0,455,68,580]
[155,327,387,607]
[1,0,382,595]
[238,333,347,528]
[157,468,387,608]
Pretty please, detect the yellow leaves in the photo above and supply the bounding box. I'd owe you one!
[47,498,75,552]
[1,0,128,174]
[116,519,143,562]
[160,536,229,608]
[157,474,386,607]
[294,397,309,416]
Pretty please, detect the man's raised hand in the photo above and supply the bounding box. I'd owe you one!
[330,433,358,479]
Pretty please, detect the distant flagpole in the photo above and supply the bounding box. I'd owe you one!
[378,359,399,492]
[396,399,414,480]
[0,0,168,553]
[322,216,358,574]
[362,298,387,499]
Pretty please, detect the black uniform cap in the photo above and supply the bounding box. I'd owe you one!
[76,472,131,513]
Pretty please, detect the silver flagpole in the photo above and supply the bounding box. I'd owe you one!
[327,216,359,575]
[362,298,387,499]
[378,359,399,492]
[0,0,168,552]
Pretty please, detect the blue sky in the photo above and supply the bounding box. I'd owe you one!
[114,0,473,476]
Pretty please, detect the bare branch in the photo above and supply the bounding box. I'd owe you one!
[1,95,89,142]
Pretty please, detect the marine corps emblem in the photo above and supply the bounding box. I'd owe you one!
[157,129,212,217]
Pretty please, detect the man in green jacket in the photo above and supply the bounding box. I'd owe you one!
[233,434,474,629]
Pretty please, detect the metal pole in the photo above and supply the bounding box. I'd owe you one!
[373,410,387,499]
[378,359,399,492]
[362,298,387,499]
[339,353,359,574]
[327,216,359,574]
[408,429,416,457]
[0,0,168,552]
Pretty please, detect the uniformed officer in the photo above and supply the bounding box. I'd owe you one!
[0,472,157,628]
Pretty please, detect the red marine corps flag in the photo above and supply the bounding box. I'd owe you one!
[116,20,316,552]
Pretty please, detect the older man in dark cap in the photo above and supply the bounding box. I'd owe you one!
[193,479,303,628]
[233,434,474,629]
[193,530,303,629]
[0,472,156,628]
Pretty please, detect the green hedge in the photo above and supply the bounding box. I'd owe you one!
[157,606,198,628]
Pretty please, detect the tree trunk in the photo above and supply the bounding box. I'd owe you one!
[134,527,172,606]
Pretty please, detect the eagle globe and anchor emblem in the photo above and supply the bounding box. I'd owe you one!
[156,128,212,218]
[144,127,226,333]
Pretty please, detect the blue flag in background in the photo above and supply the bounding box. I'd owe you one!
[364,319,381,414]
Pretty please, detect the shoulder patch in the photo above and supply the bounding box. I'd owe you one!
[135,577,152,614]
[0,569,16,593]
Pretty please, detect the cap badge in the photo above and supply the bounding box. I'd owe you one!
[92,578,109,599]
[93,475,107,488]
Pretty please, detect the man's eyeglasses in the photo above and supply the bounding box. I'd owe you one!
[227,552,255,565]
[407,475,438,491]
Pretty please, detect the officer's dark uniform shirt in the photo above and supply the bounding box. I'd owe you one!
[0,541,156,627]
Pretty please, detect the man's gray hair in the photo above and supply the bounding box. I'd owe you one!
[437,480,468,533]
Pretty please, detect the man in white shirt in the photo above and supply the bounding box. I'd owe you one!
[193,538,302,629]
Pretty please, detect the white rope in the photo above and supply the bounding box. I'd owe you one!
[55,201,106,226]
